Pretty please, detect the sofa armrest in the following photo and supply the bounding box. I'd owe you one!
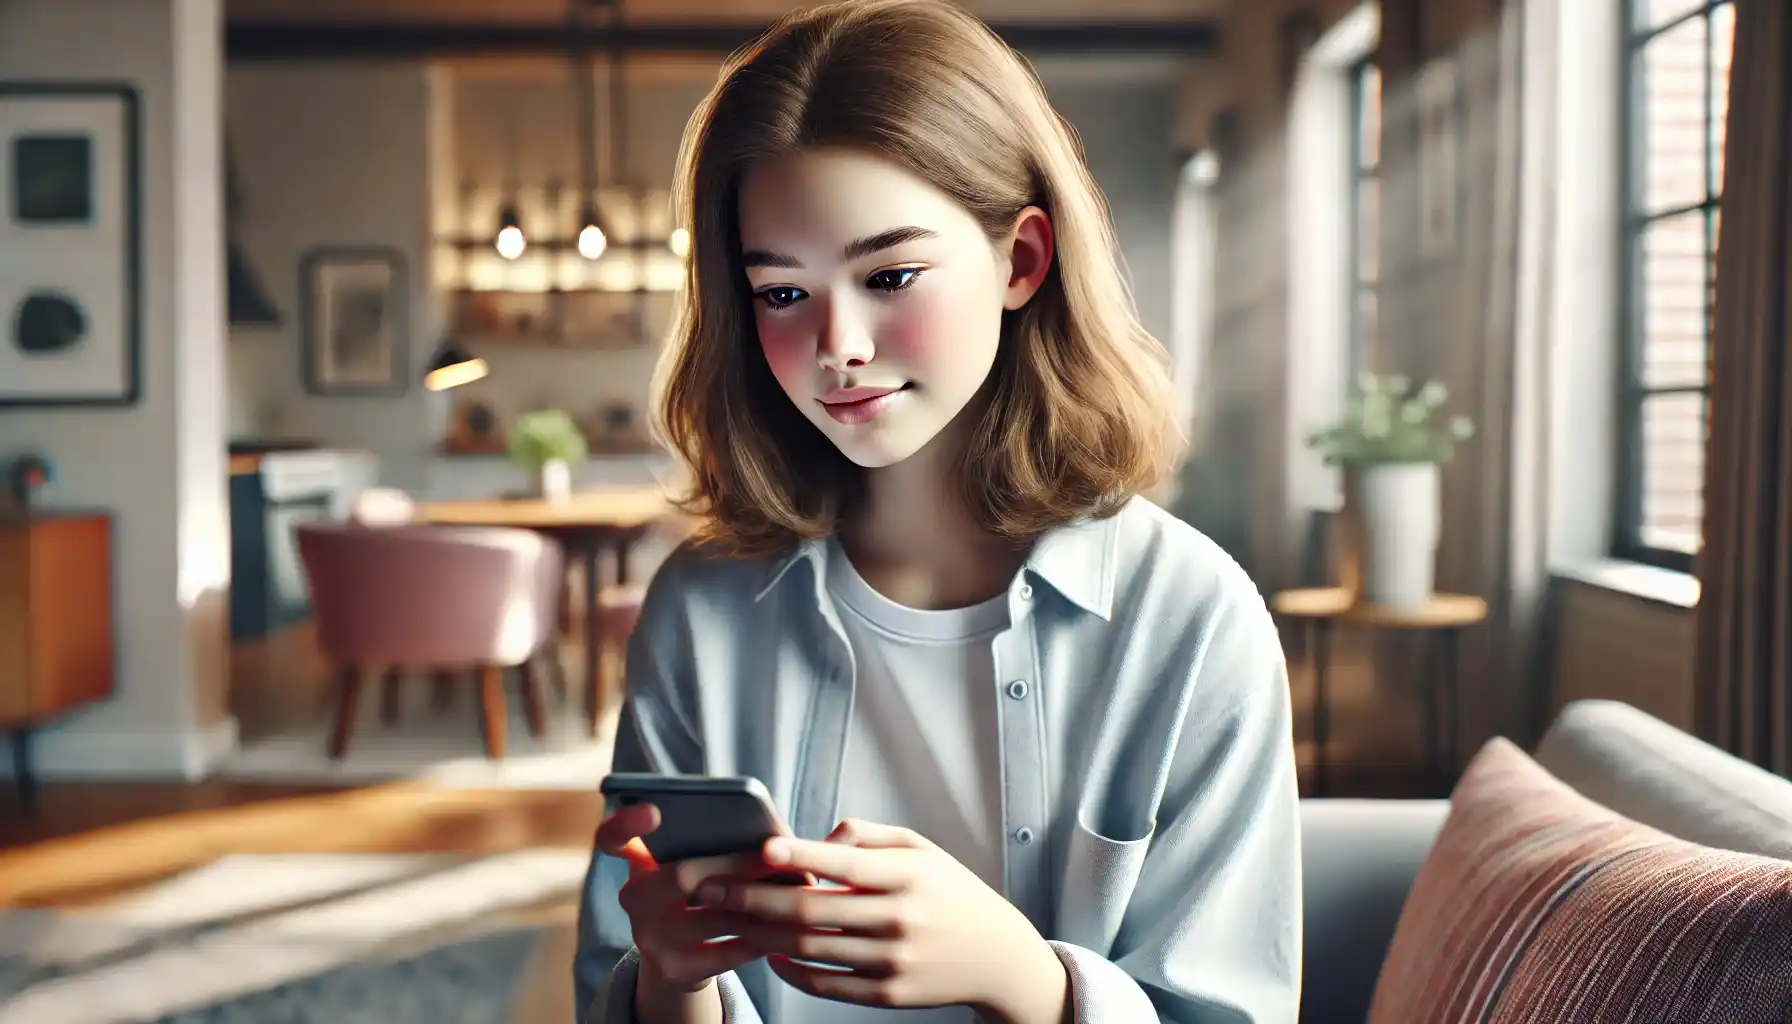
[1299,799,1449,1024]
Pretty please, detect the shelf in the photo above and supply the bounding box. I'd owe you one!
[450,287,676,349]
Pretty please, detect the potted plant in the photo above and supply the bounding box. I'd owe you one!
[1305,373,1475,607]
[508,408,588,503]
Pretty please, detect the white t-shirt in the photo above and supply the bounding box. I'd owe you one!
[776,539,1008,1024]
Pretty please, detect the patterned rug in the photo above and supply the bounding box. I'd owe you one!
[150,926,548,1023]
[0,851,588,1024]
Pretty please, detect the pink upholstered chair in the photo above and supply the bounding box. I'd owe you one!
[295,523,565,759]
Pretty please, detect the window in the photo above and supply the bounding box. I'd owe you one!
[1619,0,1734,571]
[1348,59,1380,383]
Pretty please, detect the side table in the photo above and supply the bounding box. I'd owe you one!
[1270,587,1488,797]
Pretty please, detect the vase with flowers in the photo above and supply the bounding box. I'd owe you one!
[1306,373,1476,607]
[508,408,588,503]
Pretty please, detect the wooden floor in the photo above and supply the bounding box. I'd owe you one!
[0,780,604,908]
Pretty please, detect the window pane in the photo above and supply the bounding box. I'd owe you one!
[1708,204,1721,340]
[1355,288,1378,370]
[1357,64,1381,170]
[1637,13,1710,215]
[1357,177,1379,284]
[1710,1,1734,195]
[1639,210,1710,387]
[1635,0,1707,32]
[1638,391,1706,554]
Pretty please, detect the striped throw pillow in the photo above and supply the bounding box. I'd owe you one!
[1367,737,1792,1024]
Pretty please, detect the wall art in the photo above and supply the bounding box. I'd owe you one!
[300,246,408,396]
[0,82,141,407]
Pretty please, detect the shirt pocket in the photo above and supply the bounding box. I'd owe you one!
[1056,816,1155,956]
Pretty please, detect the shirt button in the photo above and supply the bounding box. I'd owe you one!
[1006,679,1030,700]
[1017,583,1034,600]
[1013,826,1035,845]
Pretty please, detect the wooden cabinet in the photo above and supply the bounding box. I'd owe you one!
[0,513,115,807]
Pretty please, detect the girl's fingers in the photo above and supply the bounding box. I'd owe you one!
[596,803,661,862]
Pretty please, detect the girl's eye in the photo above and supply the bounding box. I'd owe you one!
[755,285,807,310]
[867,267,924,293]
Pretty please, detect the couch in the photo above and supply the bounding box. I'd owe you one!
[1297,698,1792,1023]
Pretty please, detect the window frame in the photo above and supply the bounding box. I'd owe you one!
[1613,0,1729,574]
[1346,57,1379,386]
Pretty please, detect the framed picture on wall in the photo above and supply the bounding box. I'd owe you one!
[300,246,408,396]
[0,81,141,407]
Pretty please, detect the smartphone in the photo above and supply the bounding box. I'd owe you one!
[600,773,811,883]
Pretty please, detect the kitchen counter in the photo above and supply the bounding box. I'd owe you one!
[229,449,378,641]
[420,450,676,501]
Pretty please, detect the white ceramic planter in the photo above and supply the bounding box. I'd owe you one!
[536,458,572,504]
[1345,462,1440,607]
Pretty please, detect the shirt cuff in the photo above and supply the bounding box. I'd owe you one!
[1049,940,1160,1023]
[587,948,764,1024]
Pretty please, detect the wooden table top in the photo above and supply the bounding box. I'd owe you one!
[1270,586,1489,629]
[414,486,677,530]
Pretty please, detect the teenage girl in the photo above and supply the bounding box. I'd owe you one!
[574,2,1301,1021]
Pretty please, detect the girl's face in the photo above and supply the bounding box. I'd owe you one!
[737,147,1051,469]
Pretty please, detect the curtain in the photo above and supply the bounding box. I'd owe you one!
[1694,0,1792,776]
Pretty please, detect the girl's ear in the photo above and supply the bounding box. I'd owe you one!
[1001,206,1054,311]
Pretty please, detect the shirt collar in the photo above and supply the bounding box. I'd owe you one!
[753,510,1119,620]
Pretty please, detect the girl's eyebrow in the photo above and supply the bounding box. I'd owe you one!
[741,226,940,270]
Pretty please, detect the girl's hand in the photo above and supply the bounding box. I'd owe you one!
[693,819,1071,1023]
[594,802,776,1012]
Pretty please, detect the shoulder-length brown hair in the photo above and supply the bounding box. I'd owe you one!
[655,0,1182,557]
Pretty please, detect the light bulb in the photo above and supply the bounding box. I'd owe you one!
[495,226,526,260]
[668,227,691,258]
[578,223,608,260]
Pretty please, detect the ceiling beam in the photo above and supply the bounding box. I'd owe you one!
[225,19,1220,59]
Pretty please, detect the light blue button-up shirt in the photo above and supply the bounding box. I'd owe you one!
[575,497,1302,1023]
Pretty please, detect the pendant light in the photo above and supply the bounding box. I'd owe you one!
[423,337,488,391]
[494,116,526,260]
[573,0,608,261]
[494,202,526,260]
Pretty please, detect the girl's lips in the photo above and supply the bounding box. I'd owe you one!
[819,384,905,404]
[820,385,910,424]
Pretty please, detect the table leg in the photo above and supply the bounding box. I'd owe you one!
[12,727,38,816]
[1443,627,1462,789]
[1423,634,1443,794]
[582,538,604,736]
[1311,619,1333,798]
[615,534,637,587]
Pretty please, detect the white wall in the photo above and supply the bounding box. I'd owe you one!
[0,0,232,778]
[226,63,443,492]
[1037,64,1180,353]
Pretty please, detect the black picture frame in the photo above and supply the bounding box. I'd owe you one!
[299,246,409,396]
[0,81,142,408]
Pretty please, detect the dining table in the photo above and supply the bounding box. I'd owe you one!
[413,485,677,734]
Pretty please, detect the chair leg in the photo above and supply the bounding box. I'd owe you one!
[430,670,456,712]
[478,664,507,759]
[328,665,364,760]
[380,668,402,726]
[543,646,569,705]
[518,659,547,738]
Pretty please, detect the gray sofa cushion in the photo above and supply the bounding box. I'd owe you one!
[1298,798,1449,1024]
[1534,699,1792,860]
